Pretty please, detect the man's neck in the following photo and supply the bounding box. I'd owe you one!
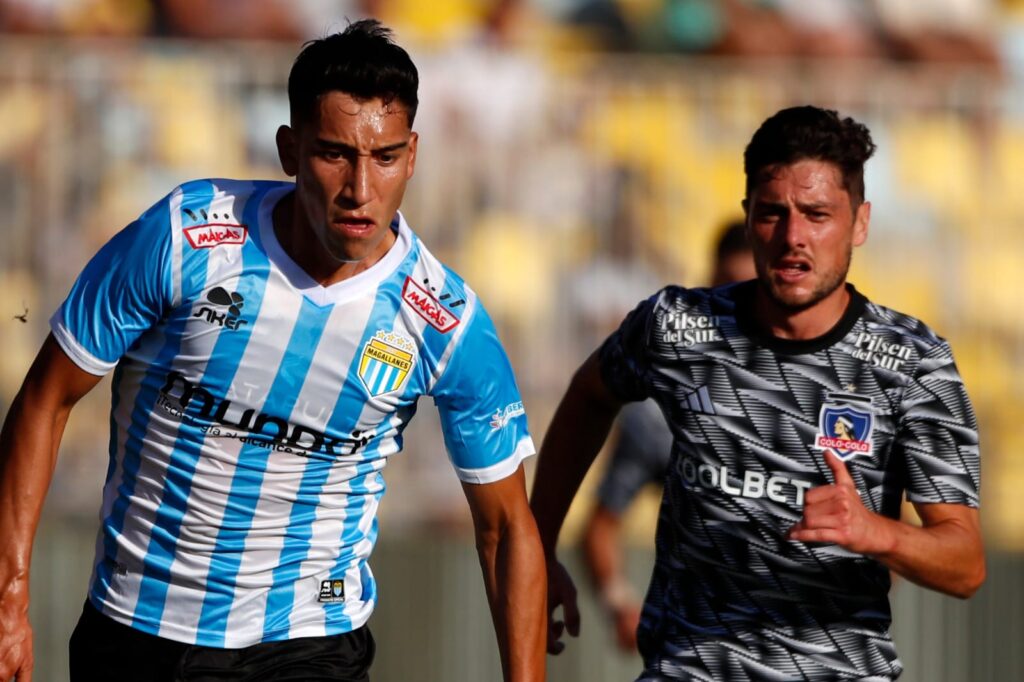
[272,192,396,287]
[754,283,851,341]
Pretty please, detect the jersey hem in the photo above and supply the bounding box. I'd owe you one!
[49,311,115,376]
[90,592,373,649]
[454,436,536,484]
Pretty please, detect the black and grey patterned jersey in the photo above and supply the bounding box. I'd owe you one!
[598,281,980,682]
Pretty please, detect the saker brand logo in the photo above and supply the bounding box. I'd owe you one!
[814,392,874,461]
[183,223,248,249]
[193,287,248,330]
[402,277,460,333]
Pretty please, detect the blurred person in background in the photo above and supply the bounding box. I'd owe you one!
[532,105,984,681]
[0,19,545,682]
[581,220,754,653]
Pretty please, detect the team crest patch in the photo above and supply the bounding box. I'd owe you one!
[814,392,874,461]
[358,330,417,397]
[318,578,346,603]
[183,223,248,248]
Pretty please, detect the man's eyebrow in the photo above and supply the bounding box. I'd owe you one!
[751,198,835,210]
[315,138,409,154]
[796,200,836,211]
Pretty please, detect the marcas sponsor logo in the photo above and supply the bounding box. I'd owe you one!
[193,287,248,330]
[402,277,460,333]
[660,311,723,347]
[183,223,248,249]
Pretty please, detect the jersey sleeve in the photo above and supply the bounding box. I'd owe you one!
[895,340,981,507]
[431,299,535,484]
[598,294,658,403]
[49,194,174,375]
[596,399,673,514]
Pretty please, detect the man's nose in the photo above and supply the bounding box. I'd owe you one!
[344,157,372,206]
[776,214,809,250]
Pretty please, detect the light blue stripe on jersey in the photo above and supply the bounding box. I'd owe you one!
[196,297,333,645]
[93,185,207,608]
[262,247,422,638]
[131,182,273,631]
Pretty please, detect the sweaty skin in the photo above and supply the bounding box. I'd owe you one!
[274,92,418,285]
[744,159,869,339]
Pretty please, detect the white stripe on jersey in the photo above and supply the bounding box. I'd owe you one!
[170,186,184,308]
[161,269,305,643]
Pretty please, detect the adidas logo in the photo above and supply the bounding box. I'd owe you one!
[680,385,715,415]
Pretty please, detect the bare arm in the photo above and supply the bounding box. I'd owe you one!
[581,504,640,651]
[0,335,103,681]
[463,464,547,682]
[529,352,623,653]
[788,451,985,598]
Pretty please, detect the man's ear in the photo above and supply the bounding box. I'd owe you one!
[853,200,870,247]
[405,132,418,180]
[277,125,298,177]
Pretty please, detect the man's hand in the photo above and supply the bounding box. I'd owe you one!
[0,576,34,682]
[787,451,894,555]
[609,600,641,653]
[545,559,580,655]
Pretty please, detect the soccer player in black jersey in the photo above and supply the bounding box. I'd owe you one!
[531,105,984,681]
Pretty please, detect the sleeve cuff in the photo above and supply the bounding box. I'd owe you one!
[49,310,116,376]
[453,436,536,485]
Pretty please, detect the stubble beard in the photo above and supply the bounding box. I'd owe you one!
[762,243,853,313]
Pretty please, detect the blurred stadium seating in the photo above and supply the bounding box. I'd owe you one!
[2,1,1023,679]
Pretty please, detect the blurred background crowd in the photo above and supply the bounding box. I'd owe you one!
[2,1,1024,680]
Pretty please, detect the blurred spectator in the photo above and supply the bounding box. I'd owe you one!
[152,0,305,40]
[580,218,752,653]
[872,0,1000,68]
[768,0,886,60]
[558,0,1000,66]
[0,0,151,36]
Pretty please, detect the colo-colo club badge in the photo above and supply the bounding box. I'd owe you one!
[814,392,874,461]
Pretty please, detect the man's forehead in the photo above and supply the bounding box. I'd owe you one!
[751,160,846,198]
[316,91,409,118]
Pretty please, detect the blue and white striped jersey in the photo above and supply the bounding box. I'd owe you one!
[50,178,534,648]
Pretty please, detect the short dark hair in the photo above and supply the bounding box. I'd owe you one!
[743,106,876,205]
[288,19,419,128]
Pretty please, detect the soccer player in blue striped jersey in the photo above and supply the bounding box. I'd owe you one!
[532,106,984,681]
[0,20,546,681]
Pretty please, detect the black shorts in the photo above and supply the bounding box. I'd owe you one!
[69,600,375,681]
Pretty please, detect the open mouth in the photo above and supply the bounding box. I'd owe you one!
[334,217,375,235]
[774,258,811,280]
